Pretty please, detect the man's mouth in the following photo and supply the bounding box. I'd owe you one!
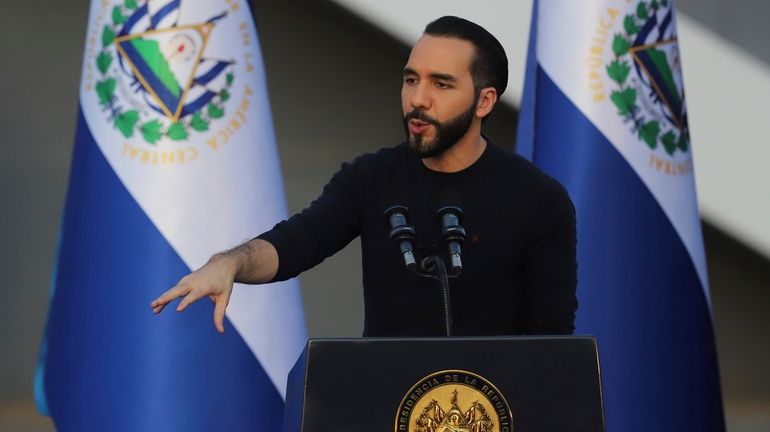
[408,119,431,135]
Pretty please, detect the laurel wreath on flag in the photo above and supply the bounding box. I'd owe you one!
[606,0,690,156]
[94,0,232,145]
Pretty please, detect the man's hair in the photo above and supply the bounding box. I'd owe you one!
[424,16,508,98]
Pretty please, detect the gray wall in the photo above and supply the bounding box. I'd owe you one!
[677,0,770,66]
[0,0,767,431]
[0,2,89,429]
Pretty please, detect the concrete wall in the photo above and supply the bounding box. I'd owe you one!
[677,0,770,65]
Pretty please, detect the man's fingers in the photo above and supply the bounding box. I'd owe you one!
[176,288,207,312]
[213,291,232,334]
[150,284,191,311]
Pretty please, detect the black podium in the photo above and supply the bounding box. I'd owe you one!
[283,336,604,432]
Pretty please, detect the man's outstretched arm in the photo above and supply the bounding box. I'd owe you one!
[150,238,278,333]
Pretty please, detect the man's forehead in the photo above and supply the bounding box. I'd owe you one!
[405,35,475,75]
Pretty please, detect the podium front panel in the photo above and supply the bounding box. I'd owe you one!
[284,336,604,432]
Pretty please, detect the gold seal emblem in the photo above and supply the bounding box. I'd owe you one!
[395,370,513,432]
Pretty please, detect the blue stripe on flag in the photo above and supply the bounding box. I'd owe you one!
[38,108,284,431]
[194,61,230,86]
[658,9,673,40]
[150,0,180,29]
[526,66,725,431]
[180,90,217,118]
[119,3,149,37]
[207,11,228,25]
[635,14,659,46]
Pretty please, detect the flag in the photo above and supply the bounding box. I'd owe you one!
[517,1,724,430]
[35,0,306,430]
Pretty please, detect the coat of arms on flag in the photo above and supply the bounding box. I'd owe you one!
[95,0,234,144]
[604,0,689,157]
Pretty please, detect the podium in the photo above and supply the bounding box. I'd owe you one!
[283,336,604,432]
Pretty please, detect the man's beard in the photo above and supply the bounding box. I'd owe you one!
[403,101,477,158]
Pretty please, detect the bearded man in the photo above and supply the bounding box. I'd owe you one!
[151,16,577,337]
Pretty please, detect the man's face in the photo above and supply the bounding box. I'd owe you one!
[402,35,478,158]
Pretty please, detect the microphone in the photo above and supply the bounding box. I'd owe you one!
[384,205,417,271]
[436,191,466,275]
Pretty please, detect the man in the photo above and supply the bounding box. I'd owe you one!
[151,16,577,337]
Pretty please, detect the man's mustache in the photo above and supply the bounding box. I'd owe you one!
[404,110,441,127]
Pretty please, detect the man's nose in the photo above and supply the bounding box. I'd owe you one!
[410,82,431,110]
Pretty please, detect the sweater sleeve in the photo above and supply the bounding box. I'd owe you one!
[257,158,365,282]
[519,180,578,335]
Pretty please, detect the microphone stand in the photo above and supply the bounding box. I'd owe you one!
[417,255,454,337]
[385,205,463,337]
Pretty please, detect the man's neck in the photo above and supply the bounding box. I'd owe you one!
[422,125,487,173]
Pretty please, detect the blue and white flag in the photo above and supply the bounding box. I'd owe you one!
[517,1,724,430]
[36,0,306,430]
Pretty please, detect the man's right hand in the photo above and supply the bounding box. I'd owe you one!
[150,238,280,333]
[151,254,238,333]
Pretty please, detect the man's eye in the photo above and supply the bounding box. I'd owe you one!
[435,82,450,89]
[404,77,417,85]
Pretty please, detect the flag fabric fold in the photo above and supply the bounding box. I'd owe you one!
[36,1,306,430]
[517,1,724,430]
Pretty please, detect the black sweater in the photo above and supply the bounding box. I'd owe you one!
[259,142,577,337]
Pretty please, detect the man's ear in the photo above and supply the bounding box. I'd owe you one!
[475,87,498,119]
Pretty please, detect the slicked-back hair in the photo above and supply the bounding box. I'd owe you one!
[424,16,509,100]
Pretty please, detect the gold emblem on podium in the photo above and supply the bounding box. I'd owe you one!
[395,370,513,432]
